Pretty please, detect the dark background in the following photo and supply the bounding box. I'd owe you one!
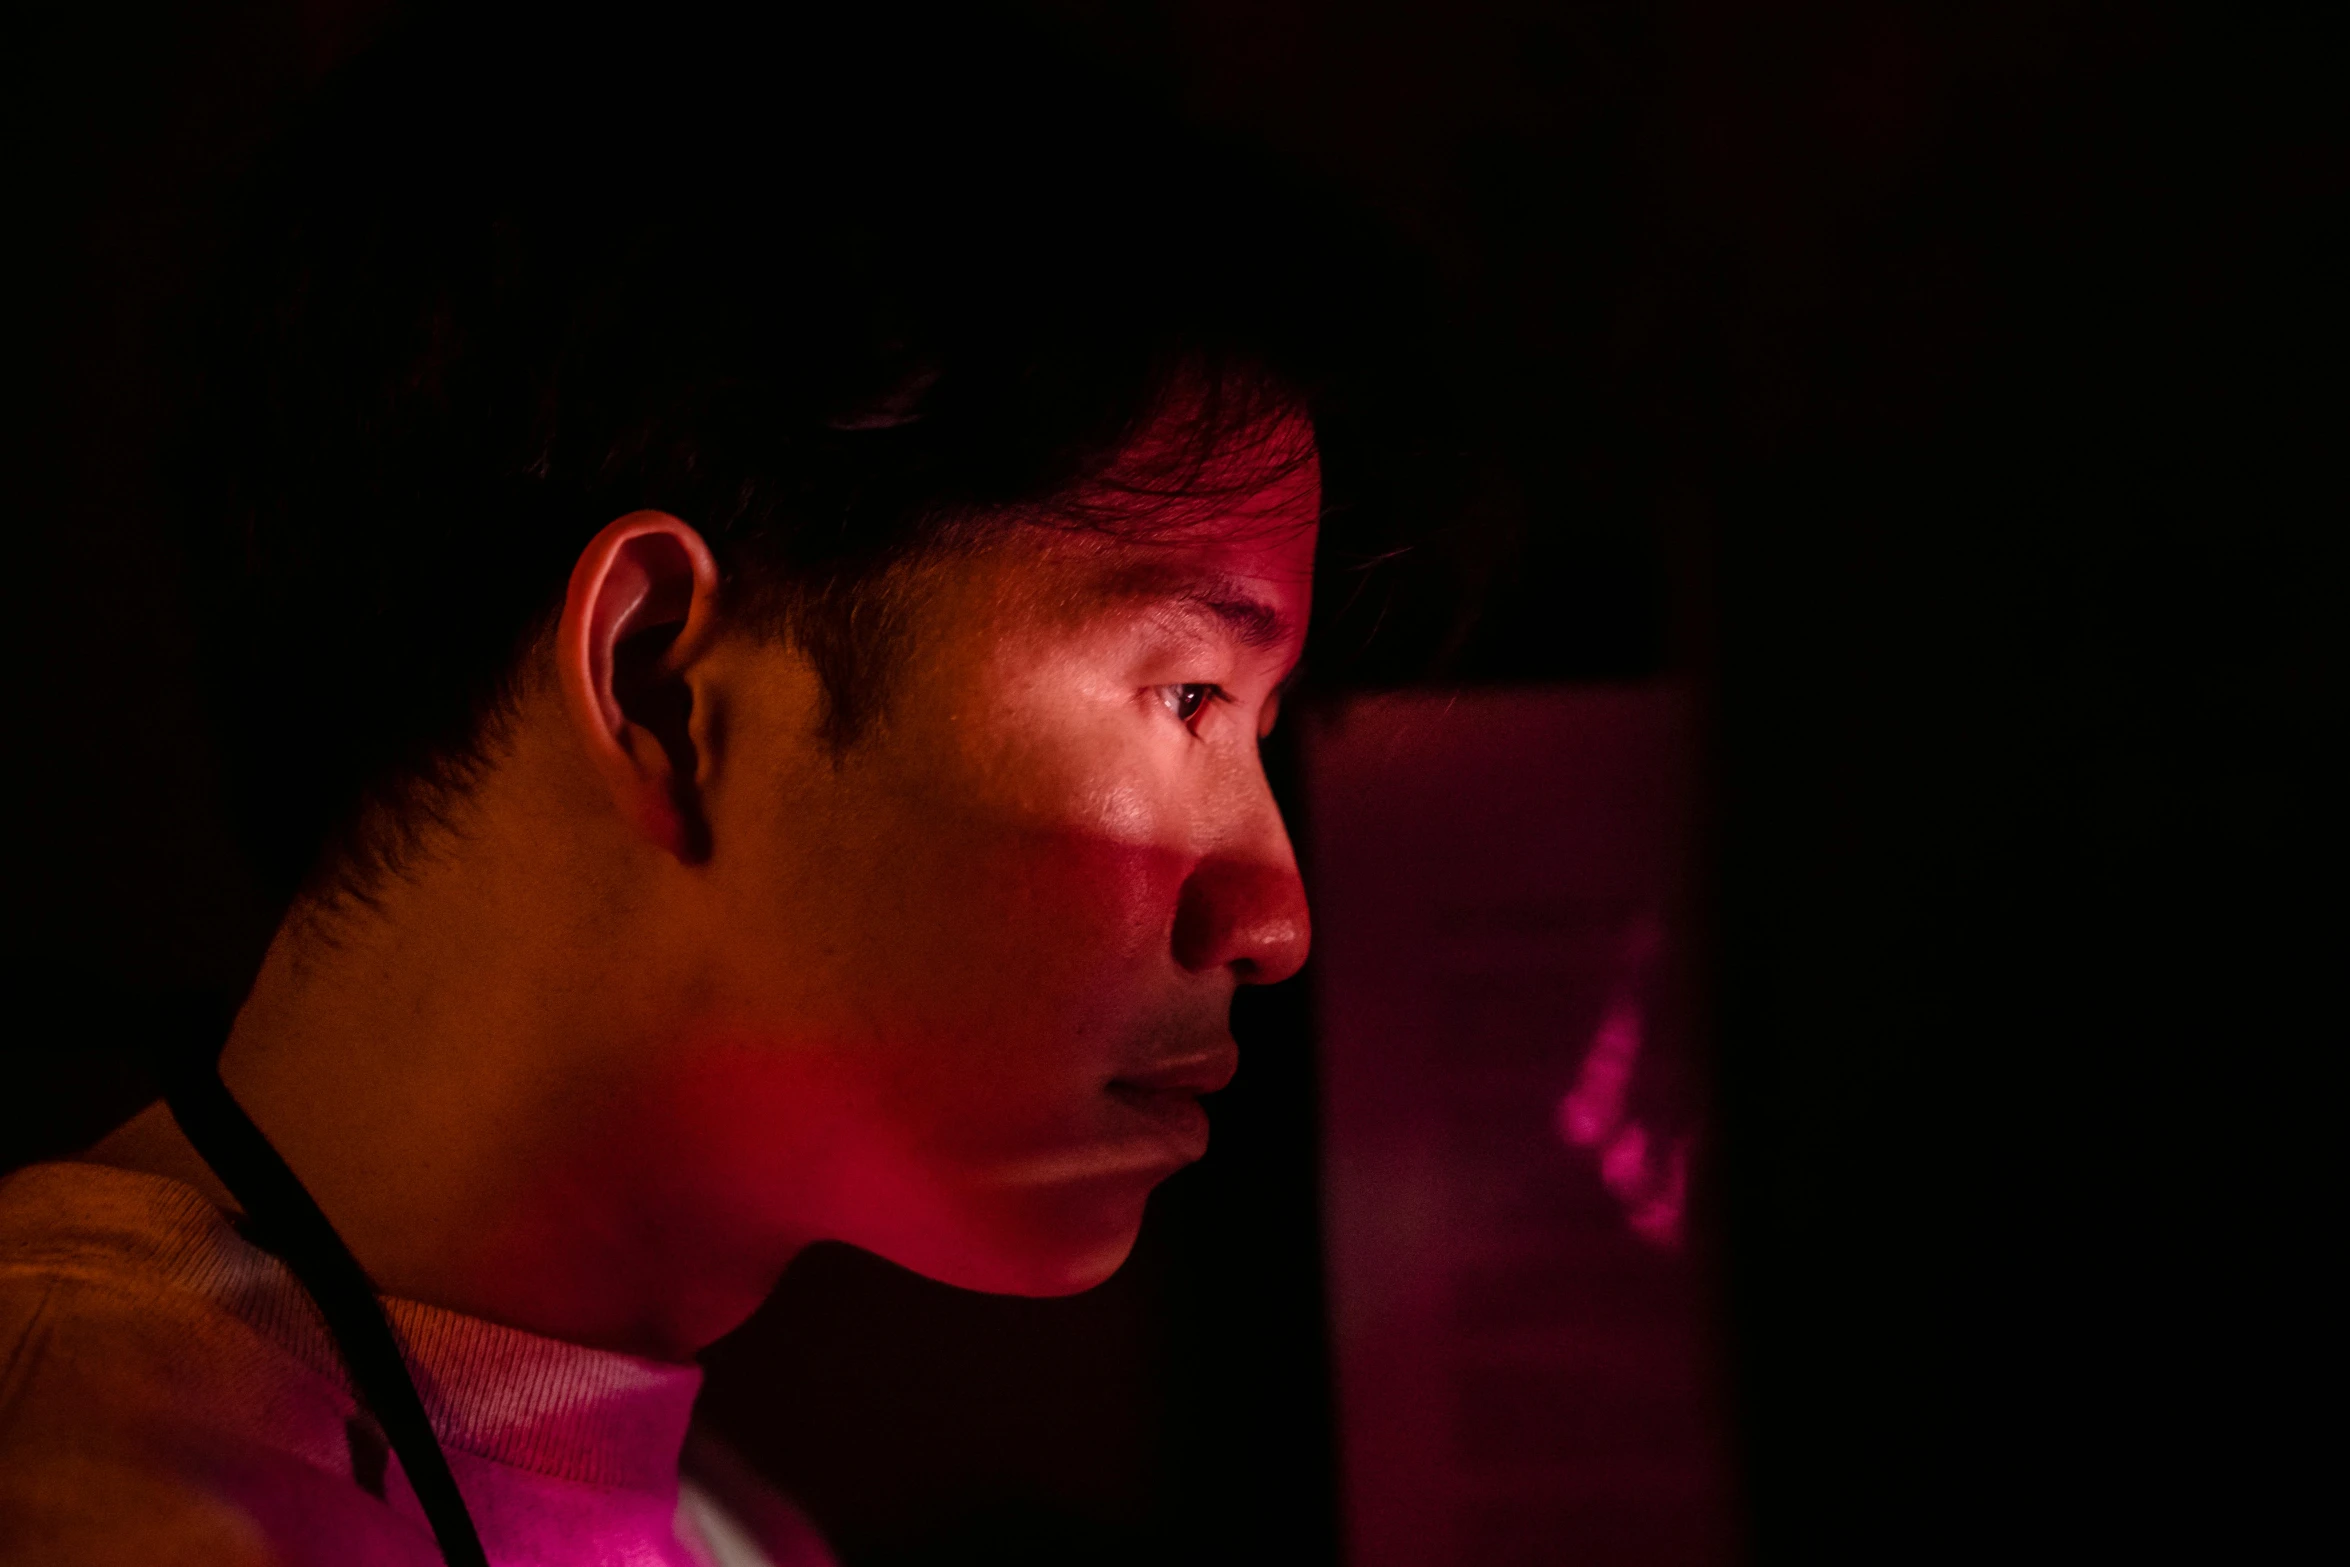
[6,1,2334,1562]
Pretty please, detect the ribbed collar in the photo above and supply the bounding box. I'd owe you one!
[0,1161,702,1493]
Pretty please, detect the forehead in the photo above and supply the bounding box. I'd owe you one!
[911,407,1321,664]
[1029,438,1320,640]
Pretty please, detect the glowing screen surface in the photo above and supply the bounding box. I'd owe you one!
[1307,687,1732,1567]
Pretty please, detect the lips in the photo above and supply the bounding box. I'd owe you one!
[1106,1045,1236,1163]
[1109,1045,1239,1098]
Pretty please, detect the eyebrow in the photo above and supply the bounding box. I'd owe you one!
[1104,560,1299,654]
[1170,584,1290,651]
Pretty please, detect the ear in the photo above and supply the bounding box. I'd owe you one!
[557,511,723,862]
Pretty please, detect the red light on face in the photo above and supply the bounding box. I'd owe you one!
[504,416,1323,1320]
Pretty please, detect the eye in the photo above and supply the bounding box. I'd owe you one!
[1159,683,1223,727]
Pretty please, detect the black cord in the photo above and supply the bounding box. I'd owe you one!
[162,1061,491,1567]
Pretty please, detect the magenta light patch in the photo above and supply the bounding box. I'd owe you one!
[1306,686,1732,1567]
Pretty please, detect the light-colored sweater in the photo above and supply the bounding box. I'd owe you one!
[0,1162,821,1567]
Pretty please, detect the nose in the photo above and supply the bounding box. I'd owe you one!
[1171,798,1312,985]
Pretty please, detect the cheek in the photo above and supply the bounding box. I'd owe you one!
[838,714,1196,1025]
[714,766,1198,1062]
[858,818,1195,1090]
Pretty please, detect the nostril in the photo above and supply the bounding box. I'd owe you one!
[1172,854,1311,981]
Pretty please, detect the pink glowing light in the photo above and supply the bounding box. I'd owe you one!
[1560,998,1641,1148]
[1557,933,1690,1250]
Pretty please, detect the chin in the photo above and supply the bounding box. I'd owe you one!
[878,1172,1157,1298]
[989,1230,1141,1298]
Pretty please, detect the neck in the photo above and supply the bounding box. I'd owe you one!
[85,852,801,1362]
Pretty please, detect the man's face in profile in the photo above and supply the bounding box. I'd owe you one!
[608,422,1320,1298]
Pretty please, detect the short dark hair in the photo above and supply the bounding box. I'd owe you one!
[187,1,1357,910]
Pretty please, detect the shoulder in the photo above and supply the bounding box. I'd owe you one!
[0,1452,282,1567]
[0,1376,436,1567]
[0,1176,436,1567]
[0,1256,349,1470]
[0,1164,353,1466]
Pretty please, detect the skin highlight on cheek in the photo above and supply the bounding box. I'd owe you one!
[1087,780,1164,852]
